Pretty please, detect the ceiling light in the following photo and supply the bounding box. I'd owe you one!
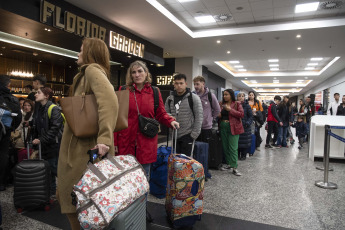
[127,55,131,58]
[39,60,42,63]
[0,53,2,56]
[274,77,277,79]
[178,0,197,2]
[216,40,221,43]
[229,60,240,64]
[295,2,319,13]
[195,15,216,24]
[234,65,243,68]
[305,67,315,70]
[245,78,248,79]
[269,64,279,67]
[268,59,279,62]
[238,69,247,72]
[297,47,301,50]
[296,34,301,38]
[307,63,318,66]
[227,51,230,54]
[311,57,323,61]
[270,68,279,71]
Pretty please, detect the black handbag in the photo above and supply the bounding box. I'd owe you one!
[134,91,159,138]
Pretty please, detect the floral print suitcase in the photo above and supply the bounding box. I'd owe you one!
[165,153,205,227]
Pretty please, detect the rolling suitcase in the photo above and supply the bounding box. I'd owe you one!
[249,134,256,155]
[13,143,51,212]
[106,195,146,230]
[208,129,223,169]
[166,130,204,228]
[193,141,211,180]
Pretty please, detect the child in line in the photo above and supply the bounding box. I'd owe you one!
[292,116,308,149]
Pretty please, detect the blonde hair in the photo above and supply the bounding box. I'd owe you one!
[125,61,152,87]
[193,76,205,83]
[237,92,245,99]
[81,38,110,77]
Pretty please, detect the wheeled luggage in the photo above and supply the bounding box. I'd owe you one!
[74,150,149,230]
[165,130,204,228]
[13,143,51,212]
[150,145,171,198]
[106,195,146,230]
[249,134,256,155]
[208,129,223,169]
[193,141,211,180]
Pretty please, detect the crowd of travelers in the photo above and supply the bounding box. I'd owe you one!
[1,38,344,229]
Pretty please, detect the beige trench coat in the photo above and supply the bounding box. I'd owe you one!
[57,63,118,213]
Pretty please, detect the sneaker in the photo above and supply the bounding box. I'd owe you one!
[220,164,231,171]
[265,144,273,149]
[232,168,242,176]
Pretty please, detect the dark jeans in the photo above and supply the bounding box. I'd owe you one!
[176,134,194,157]
[0,132,11,186]
[277,126,288,147]
[298,136,305,147]
[46,157,58,195]
[266,121,278,145]
[196,129,212,143]
[255,126,262,147]
[238,148,247,159]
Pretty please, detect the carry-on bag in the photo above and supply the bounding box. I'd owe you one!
[106,195,146,230]
[13,143,51,212]
[208,129,223,169]
[165,130,204,228]
[73,150,149,230]
[193,141,211,180]
[249,134,256,155]
[150,144,171,198]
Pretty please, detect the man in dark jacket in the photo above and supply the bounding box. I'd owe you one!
[265,96,282,149]
[336,95,345,116]
[0,75,22,191]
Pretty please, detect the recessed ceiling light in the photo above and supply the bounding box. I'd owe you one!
[311,57,323,61]
[274,77,277,79]
[229,60,240,64]
[270,68,279,71]
[227,51,230,54]
[165,52,170,56]
[305,67,315,70]
[0,53,2,56]
[269,64,279,67]
[296,34,301,38]
[234,65,243,68]
[245,78,248,79]
[268,59,279,62]
[238,69,247,72]
[307,63,318,66]
[295,2,319,13]
[297,47,301,50]
[195,15,216,24]
[216,40,221,43]
[39,60,42,63]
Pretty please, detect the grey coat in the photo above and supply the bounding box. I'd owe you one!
[165,90,203,139]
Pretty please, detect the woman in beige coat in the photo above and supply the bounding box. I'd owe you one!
[57,38,118,230]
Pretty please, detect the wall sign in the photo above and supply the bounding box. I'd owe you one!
[109,31,145,58]
[156,75,173,86]
[40,0,106,40]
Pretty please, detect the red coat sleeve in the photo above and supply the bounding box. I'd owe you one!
[229,101,244,118]
[155,89,175,128]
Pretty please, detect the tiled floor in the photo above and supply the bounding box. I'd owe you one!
[1,128,345,230]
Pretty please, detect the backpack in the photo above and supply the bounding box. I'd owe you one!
[0,94,21,130]
[168,92,195,116]
[47,104,66,125]
[120,85,159,114]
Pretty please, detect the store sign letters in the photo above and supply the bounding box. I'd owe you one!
[109,31,145,58]
[156,76,173,86]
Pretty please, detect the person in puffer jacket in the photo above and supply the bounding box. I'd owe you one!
[237,93,253,160]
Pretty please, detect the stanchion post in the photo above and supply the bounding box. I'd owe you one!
[316,124,334,171]
[315,125,337,189]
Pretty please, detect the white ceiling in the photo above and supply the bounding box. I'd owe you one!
[65,0,345,96]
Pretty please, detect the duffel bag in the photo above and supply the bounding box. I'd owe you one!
[73,153,149,230]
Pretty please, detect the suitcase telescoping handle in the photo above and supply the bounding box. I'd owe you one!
[171,129,195,156]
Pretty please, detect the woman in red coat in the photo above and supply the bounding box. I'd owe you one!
[114,60,179,175]
[218,89,244,176]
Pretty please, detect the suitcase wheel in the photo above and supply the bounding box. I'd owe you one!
[44,205,50,212]
[16,208,23,213]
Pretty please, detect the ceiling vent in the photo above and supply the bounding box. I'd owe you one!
[213,14,233,22]
[319,1,344,10]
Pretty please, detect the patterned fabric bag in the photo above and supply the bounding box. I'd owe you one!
[165,154,205,226]
[73,154,149,230]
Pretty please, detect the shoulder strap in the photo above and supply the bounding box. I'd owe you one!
[152,86,159,114]
[208,92,213,110]
[48,104,56,120]
[188,93,194,116]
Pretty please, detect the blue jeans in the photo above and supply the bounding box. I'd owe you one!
[141,163,151,201]
[277,126,288,147]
